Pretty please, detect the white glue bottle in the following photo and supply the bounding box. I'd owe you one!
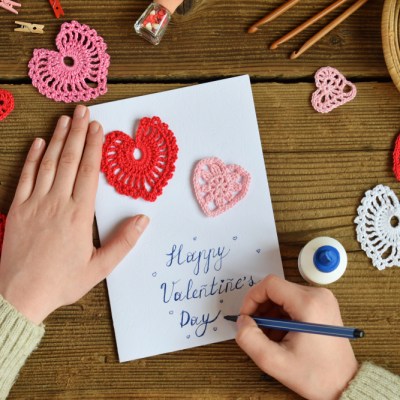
[298,237,347,285]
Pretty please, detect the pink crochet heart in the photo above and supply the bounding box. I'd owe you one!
[193,158,251,217]
[311,67,356,113]
[101,116,179,202]
[0,89,14,121]
[28,21,110,103]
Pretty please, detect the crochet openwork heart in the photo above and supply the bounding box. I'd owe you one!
[354,184,400,270]
[0,89,14,121]
[0,213,6,257]
[101,116,179,202]
[193,157,251,217]
[28,21,110,103]
[393,133,400,181]
[311,67,356,113]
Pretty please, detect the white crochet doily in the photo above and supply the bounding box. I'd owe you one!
[354,184,400,270]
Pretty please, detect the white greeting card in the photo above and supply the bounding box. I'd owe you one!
[90,75,284,362]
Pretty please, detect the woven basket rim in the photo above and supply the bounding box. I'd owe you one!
[382,0,400,91]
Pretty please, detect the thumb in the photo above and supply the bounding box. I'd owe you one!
[93,214,149,279]
[235,315,289,376]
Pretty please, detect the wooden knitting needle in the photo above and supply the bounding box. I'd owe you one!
[248,0,300,34]
[270,0,348,49]
[290,0,368,60]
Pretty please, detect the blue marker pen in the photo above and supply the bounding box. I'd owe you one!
[224,315,364,339]
[298,237,347,285]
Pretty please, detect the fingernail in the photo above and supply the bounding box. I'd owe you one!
[74,105,87,119]
[59,115,71,128]
[33,138,44,149]
[89,121,101,134]
[134,215,150,234]
[236,315,246,329]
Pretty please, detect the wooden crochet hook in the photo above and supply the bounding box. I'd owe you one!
[248,0,300,34]
[270,0,348,49]
[290,0,368,60]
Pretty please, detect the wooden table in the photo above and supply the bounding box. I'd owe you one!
[1,0,400,398]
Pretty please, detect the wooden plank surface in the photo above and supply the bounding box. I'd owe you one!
[0,0,388,80]
[0,83,399,399]
[1,0,399,398]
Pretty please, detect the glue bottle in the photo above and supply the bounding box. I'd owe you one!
[134,0,184,45]
[298,237,347,285]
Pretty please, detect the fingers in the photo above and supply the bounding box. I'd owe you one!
[235,315,289,375]
[51,105,90,197]
[240,274,306,318]
[240,275,339,324]
[31,116,71,197]
[72,121,103,207]
[12,138,46,205]
[91,215,150,283]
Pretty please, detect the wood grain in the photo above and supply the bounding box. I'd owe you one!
[0,0,387,81]
[382,0,400,91]
[0,83,399,399]
[0,0,398,397]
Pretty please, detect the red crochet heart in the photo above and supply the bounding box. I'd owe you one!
[0,213,6,257]
[101,116,179,202]
[393,133,400,181]
[0,89,14,121]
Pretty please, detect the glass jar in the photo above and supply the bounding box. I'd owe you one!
[134,3,172,45]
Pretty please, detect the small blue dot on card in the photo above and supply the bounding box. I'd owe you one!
[186,335,190,339]
[233,236,238,240]
[213,327,218,331]
[256,249,261,253]
[152,272,157,277]
[169,310,174,315]
[193,236,197,241]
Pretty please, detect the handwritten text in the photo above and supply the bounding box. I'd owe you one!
[165,244,230,276]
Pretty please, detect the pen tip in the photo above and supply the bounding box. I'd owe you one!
[224,315,238,322]
[248,27,258,34]
[290,51,298,60]
[270,43,278,50]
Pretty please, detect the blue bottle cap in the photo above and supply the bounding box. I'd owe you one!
[313,245,340,273]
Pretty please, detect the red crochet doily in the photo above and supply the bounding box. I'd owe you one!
[0,89,14,121]
[394,133,400,181]
[0,213,6,257]
[101,116,179,202]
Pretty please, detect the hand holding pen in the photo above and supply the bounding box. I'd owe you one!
[226,315,364,339]
[234,275,359,400]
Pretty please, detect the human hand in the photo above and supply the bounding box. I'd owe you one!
[0,105,149,325]
[235,275,358,400]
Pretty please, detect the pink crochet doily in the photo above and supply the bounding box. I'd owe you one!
[193,157,251,217]
[101,116,179,202]
[0,213,6,257]
[311,67,357,113]
[28,20,110,103]
[0,88,14,121]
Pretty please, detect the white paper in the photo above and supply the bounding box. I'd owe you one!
[90,75,284,362]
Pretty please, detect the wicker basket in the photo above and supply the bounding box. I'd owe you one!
[382,0,400,92]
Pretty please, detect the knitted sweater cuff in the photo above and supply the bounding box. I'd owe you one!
[0,295,45,399]
[340,361,400,400]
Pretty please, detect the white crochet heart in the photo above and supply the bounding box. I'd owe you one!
[354,184,400,270]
